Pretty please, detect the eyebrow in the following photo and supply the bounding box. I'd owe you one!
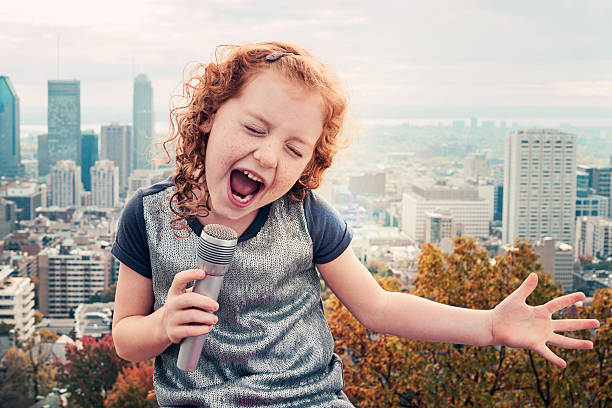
[243,110,315,147]
[244,110,271,129]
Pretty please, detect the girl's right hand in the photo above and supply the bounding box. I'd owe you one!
[161,268,220,344]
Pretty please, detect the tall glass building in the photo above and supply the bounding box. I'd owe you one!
[47,80,81,175]
[133,74,154,170]
[0,76,25,178]
[81,131,99,191]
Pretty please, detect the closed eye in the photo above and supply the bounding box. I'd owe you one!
[244,125,266,135]
[287,145,303,158]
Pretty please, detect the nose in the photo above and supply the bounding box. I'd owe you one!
[253,143,278,169]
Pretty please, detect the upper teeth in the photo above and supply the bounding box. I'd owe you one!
[243,170,263,184]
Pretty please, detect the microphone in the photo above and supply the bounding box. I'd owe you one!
[177,224,238,372]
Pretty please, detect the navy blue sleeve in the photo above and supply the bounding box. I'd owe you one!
[304,192,352,264]
[111,189,152,278]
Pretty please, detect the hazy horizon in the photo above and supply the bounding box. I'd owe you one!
[2,1,611,127]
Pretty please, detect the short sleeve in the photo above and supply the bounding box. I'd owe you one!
[304,192,353,265]
[111,189,152,278]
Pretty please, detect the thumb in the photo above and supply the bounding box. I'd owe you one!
[168,268,206,296]
[513,273,538,302]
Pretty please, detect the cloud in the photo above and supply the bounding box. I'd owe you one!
[1,0,611,124]
[528,80,612,97]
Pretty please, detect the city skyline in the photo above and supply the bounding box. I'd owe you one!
[1,1,611,126]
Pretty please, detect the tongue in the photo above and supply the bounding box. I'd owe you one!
[230,170,260,196]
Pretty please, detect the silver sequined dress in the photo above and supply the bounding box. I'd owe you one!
[141,187,354,407]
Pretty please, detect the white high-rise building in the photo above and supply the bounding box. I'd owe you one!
[48,160,82,207]
[576,216,612,259]
[91,160,119,208]
[0,265,35,342]
[100,123,132,193]
[402,183,489,242]
[37,240,111,317]
[503,129,576,246]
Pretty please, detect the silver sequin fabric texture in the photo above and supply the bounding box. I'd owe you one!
[142,187,354,407]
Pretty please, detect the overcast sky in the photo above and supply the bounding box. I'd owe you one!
[2,0,611,126]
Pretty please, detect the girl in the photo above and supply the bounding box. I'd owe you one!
[111,42,600,407]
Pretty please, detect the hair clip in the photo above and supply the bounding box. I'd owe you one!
[266,51,293,62]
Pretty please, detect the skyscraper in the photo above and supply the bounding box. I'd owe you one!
[47,80,81,174]
[133,74,154,170]
[576,170,590,198]
[91,160,119,208]
[38,241,110,317]
[49,160,82,207]
[81,131,99,191]
[591,167,612,216]
[0,199,17,239]
[493,185,503,222]
[502,129,576,246]
[0,267,35,342]
[0,76,24,178]
[38,133,49,177]
[4,183,45,221]
[100,123,132,193]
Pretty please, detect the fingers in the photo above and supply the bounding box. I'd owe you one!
[544,292,586,315]
[164,270,222,343]
[534,343,566,368]
[514,273,538,302]
[180,308,219,326]
[553,318,600,333]
[173,291,219,313]
[164,296,220,344]
[547,333,593,350]
[171,324,214,342]
[168,269,206,296]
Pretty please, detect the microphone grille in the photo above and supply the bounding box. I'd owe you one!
[203,224,238,241]
[198,224,238,265]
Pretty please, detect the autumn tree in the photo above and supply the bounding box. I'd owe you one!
[105,360,157,408]
[33,309,44,325]
[0,342,58,407]
[56,334,129,408]
[0,348,33,407]
[326,237,608,407]
[590,288,611,407]
[366,260,393,277]
[327,276,419,406]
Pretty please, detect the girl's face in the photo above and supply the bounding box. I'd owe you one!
[202,70,324,228]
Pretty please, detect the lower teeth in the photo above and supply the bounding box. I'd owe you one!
[232,192,254,203]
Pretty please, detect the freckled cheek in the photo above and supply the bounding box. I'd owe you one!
[278,167,303,190]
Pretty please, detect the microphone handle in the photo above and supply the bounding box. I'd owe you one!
[176,260,228,372]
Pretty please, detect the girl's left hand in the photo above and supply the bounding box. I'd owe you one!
[491,273,600,368]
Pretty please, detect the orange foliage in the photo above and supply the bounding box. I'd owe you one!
[326,237,611,407]
[105,360,155,408]
[56,335,130,408]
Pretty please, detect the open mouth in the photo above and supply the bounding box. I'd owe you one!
[228,169,264,206]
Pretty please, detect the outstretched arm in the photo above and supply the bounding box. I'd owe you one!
[318,245,600,368]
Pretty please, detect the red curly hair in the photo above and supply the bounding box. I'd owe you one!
[158,41,347,235]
